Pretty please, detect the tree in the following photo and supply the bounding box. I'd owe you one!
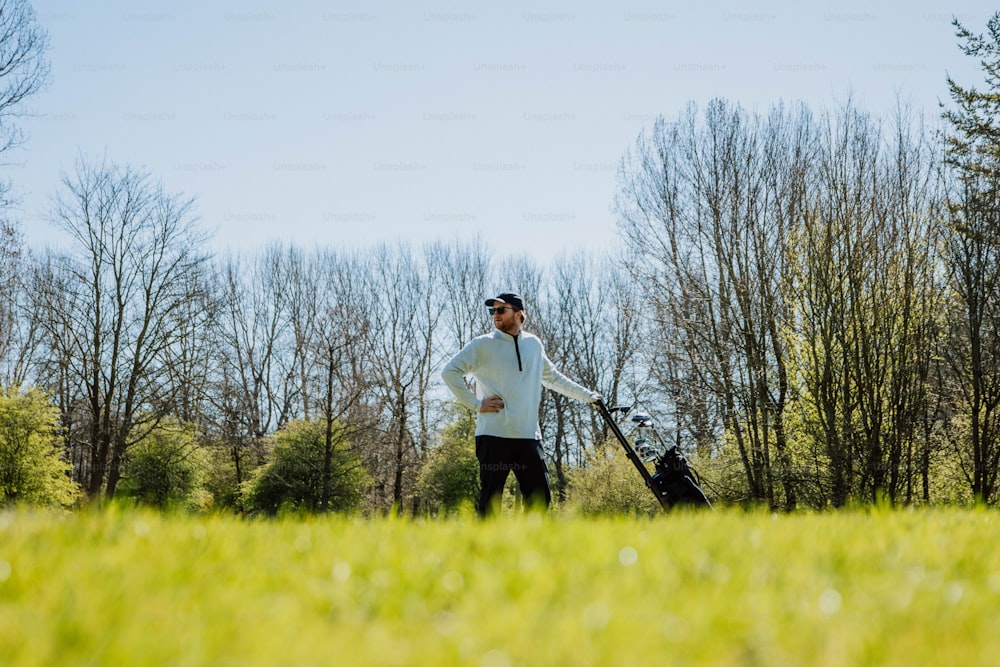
[159,266,217,427]
[941,12,1000,502]
[0,0,49,176]
[536,253,642,499]
[243,419,367,515]
[0,214,30,384]
[206,245,293,508]
[615,99,943,508]
[36,157,210,499]
[295,247,371,512]
[0,0,49,383]
[0,385,80,507]
[431,236,494,353]
[361,242,444,512]
[798,102,943,506]
[615,101,799,507]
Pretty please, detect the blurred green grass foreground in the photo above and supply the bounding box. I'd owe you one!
[2,507,999,666]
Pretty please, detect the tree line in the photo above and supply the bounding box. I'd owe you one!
[614,15,1000,507]
[5,188,643,512]
[2,3,999,511]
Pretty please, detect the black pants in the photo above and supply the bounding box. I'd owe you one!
[475,435,551,516]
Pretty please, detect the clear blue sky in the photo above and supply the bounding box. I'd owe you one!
[10,0,989,263]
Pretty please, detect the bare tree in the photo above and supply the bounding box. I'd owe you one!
[878,106,945,504]
[531,258,575,499]
[616,101,798,506]
[0,0,49,381]
[360,242,444,512]
[0,214,31,383]
[940,13,1000,502]
[280,244,320,422]
[431,236,494,351]
[31,253,85,473]
[615,98,944,508]
[208,244,296,499]
[0,0,49,167]
[537,252,643,498]
[790,102,945,506]
[160,265,215,426]
[292,247,371,512]
[36,158,209,498]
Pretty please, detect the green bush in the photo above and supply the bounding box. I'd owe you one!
[243,419,368,515]
[198,441,242,510]
[0,385,80,508]
[419,406,479,514]
[566,439,660,516]
[117,418,208,510]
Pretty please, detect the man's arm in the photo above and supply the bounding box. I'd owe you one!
[541,354,601,403]
[441,345,483,412]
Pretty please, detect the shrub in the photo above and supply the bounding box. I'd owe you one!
[117,418,208,510]
[418,406,479,514]
[0,385,80,508]
[566,439,660,516]
[243,419,368,515]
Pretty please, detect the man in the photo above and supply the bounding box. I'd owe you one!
[441,291,601,515]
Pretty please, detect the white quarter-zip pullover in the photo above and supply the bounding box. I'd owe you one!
[441,328,596,440]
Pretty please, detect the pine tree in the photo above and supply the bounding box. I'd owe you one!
[943,13,1000,182]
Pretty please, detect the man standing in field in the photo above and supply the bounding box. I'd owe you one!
[441,292,601,515]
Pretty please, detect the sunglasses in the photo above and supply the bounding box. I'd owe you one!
[488,306,517,315]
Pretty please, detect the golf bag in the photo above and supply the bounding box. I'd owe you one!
[596,400,711,511]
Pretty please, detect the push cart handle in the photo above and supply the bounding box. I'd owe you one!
[594,398,670,511]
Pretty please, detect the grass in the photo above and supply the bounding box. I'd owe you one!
[1,507,999,666]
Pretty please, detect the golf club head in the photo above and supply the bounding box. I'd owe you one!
[635,439,659,462]
[631,413,653,427]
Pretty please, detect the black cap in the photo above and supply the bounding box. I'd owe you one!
[485,292,524,310]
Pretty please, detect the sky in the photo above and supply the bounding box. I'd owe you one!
[7,0,992,264]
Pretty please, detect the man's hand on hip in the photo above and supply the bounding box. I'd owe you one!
[480,395,505,413]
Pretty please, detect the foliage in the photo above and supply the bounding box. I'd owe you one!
[691,431,754,507]
[197,441,243,511]
[943,12,1000,179]
[418,405,479,514]
[242,419,368,515]
[566,439,660,515]
[116,418,208,511]
[0,386,79,507]
[3,509,1000,665]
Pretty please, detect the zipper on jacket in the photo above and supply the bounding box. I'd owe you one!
[513,333,523,372]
